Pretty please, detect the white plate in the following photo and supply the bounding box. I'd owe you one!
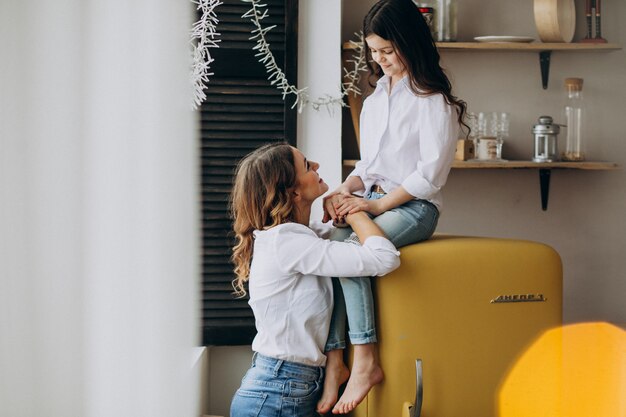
[474,36,535,43]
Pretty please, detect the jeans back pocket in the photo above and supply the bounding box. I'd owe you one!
[230,389,268,417]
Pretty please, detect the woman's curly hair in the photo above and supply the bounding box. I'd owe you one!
[229,142,297,297]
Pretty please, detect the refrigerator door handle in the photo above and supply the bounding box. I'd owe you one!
[409,359,423,417]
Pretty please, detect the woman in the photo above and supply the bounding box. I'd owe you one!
[229,142,400,417]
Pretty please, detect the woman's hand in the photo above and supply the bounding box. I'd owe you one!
[335,195,385,217]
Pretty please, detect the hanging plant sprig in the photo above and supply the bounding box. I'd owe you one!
[342,35,368,99]
[191,0,222,110]
[242,0,367,113]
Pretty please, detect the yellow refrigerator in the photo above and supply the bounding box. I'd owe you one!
[350,235,563,417]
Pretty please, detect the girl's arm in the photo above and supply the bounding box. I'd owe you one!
[335,175,366,195]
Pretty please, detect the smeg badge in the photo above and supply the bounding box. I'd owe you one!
[491,294,546,303]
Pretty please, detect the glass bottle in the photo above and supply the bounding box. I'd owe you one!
[562,78,585,161]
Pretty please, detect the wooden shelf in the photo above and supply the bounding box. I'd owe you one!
[343,159,619,170]
[342,41,622,89]
[435,42,621,51]
[343,41,621,52]
[451,160,619,170]
[343,159,619,211]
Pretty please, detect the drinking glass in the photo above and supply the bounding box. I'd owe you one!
[495,112,510,160]
[473,111,510,160]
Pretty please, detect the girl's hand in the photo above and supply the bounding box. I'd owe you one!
[335,195,385,217]
[322,188,352,223]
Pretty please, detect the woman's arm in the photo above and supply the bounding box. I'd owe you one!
[344,211,385,242]
[275,223,400,278]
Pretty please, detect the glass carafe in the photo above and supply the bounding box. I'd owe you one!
[562,78,585,161]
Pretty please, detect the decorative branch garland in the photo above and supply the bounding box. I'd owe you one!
[242,0,366,112]
[191,0,222,110]
[190,0,367,112]
[341,36,368,102]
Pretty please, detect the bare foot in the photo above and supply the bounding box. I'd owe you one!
[332,344,383,414]
[317,350,350,414]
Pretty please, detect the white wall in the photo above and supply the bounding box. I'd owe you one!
[297,0,344,220]
[0,1,199,416]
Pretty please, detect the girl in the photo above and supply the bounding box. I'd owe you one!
[228,142,400,417]
[318,0,468,414]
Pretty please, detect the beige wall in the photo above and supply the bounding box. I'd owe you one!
[206,1,626,414]
[344,0,626,325]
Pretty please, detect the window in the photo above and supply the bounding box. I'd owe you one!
[200,0,298,345]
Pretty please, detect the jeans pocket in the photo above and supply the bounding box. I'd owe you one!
[286,379,318,399]
[230,389,268,417]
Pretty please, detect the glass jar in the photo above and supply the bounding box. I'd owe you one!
[416,0,456,42]
[416,1,438,40]
[562,78,585,161]
[436,0,457,42]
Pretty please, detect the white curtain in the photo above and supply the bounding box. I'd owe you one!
[0,1,199,416]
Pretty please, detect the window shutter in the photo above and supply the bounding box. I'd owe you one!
[200,0,297,346]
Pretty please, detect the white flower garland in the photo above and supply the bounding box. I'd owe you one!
[191,0,367,112]
[191,0,222,110]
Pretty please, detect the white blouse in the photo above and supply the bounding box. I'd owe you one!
[350,75,460,211]
[248,222,400,367]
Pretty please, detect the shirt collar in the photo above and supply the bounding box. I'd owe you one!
[376,75,410,94]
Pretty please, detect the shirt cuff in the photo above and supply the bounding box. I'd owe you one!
[363,235,400,255]
[401,172,440,199]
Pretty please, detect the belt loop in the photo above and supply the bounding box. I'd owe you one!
[251,351,258,367]
[273,359,283,377]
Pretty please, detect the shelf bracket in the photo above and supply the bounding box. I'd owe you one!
[539,168,551,210]
[539,51,551,89]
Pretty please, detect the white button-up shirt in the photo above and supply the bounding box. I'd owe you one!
[248,222,400,366]
[350,75,460,211]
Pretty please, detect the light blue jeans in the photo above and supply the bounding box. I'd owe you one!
[324,192,439,350]
[230,353,324,417]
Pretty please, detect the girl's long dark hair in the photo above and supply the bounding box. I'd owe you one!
[363,0,468,133]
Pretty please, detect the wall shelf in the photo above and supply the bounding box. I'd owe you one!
[343,41,622,89]
[343,159,620,211]
[450,160,619,169]
[434,42,621,51]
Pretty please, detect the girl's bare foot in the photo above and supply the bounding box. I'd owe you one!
[332,344,383,414]
[317,349,350,414]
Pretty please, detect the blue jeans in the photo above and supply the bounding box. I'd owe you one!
[230,353,324,417]
[324,192,439,349]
